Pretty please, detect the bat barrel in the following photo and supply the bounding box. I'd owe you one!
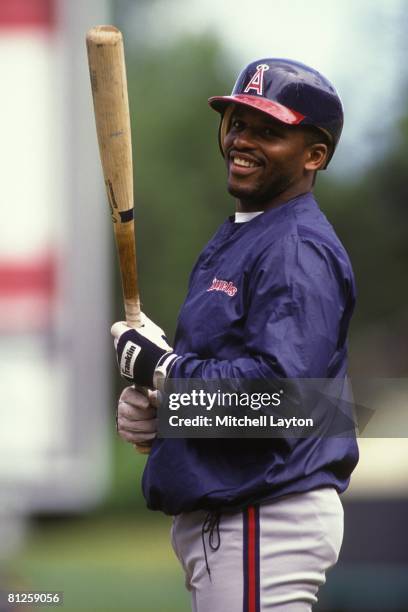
[87,25,141,329]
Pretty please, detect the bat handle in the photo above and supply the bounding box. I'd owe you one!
[127,303,152,454]
[125,297,142,328]
[134,442,152,455]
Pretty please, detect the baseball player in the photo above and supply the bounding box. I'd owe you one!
[112,58,359,611]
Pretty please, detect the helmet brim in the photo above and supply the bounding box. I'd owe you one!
[208,94,305,125]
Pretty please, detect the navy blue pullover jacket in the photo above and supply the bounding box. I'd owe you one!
[142,192,359,515]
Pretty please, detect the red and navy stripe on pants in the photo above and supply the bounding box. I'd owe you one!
[243,505,260,612]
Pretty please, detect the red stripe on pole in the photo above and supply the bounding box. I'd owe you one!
[0,0,55,28]
[247,506,256,612]
[0,256,55,297]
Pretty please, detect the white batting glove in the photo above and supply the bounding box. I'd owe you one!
[111,312,179,388]
[116,386,159,451]
[111,313,172,352]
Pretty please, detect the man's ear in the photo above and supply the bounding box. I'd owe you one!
[305,143,329,171]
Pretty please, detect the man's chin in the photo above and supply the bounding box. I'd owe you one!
[227,181,260,201]
[227,176,292,206]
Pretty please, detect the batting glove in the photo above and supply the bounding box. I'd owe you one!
[111,312,179,388]
[116,386,159,452]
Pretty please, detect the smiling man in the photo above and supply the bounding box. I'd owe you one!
[111,59,359,611]
[224,106,329,208]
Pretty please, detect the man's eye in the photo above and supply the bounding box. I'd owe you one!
[263,127,277,137]
[231,119,244,129]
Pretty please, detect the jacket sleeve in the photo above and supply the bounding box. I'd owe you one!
[169,235,351,380]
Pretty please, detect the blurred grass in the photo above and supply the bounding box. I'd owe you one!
[5,514,190,612]
[5,514,408,612]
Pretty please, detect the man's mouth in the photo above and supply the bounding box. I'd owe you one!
[229,153,262,175]
[232,155,259,168]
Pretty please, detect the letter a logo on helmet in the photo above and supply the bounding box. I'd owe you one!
[243,64,270,96]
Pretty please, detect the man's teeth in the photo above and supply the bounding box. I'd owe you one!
[233,156,258,168]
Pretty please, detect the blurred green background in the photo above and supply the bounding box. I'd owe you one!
[3,1,408,611]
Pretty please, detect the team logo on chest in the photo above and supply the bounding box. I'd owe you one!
[243,63,270,96]
[207,277,238,297]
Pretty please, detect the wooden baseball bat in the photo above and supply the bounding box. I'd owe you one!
[87,26,151,454]
[86,25,141,329]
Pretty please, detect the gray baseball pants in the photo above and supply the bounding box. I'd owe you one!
[171,487,343,611]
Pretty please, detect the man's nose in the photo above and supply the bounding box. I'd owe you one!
[232,127,255,148]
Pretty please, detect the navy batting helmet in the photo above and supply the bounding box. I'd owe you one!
[208,58,343,168]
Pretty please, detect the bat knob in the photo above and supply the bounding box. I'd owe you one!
[86,25,122,46]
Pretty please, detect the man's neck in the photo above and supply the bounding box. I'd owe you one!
[236,185,313,213]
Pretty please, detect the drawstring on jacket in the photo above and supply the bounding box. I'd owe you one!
[201,511,221,579]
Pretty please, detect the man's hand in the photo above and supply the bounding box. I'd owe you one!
[116,386,159,451]
[111,312,177,388]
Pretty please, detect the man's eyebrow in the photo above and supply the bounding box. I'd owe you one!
[257,121,285,133]
[262,117,286,128]
[231,111,288,131]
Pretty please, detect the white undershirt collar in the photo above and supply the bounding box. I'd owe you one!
[234,211,264,223]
